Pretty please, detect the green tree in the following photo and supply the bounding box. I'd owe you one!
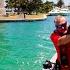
[27,0,43,14]
[6,0,54,14]
[57,0,64,8]
[43,1,54,13]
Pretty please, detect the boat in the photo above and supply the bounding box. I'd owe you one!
[42,53,57,70]
[48,7,70,16]
[43,46,70,70]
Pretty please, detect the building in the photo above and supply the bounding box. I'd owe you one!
[0,0,6,15]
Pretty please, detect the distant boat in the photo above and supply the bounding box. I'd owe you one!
[48,7,70,16]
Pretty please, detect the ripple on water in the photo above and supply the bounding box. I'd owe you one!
[0,16,56,70]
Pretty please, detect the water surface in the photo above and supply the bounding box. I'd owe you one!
[0,16,61,70]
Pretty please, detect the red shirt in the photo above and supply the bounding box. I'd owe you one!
[50,31,61,62]
[50,31,70,69]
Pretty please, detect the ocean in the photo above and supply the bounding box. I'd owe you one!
[1,16,68,70]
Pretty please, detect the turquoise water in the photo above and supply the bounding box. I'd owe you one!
[0,16,63,70]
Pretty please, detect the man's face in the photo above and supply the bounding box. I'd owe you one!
[54,16,67,33]
[55,22,67,33]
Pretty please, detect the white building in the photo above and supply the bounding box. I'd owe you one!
[0,0,6,15]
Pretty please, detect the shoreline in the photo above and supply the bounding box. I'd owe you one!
[0,14,47,22]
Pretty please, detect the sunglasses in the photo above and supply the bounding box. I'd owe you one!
[55,22,67,29]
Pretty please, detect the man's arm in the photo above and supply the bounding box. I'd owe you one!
[58,34,70,46]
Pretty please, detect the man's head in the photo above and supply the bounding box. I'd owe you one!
[54,15,67,33]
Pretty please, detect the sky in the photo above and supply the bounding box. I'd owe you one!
[43,0,70,5]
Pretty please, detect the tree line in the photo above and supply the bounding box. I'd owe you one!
[5,0,64,14]
[5,0,54,14]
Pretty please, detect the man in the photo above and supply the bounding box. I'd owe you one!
[50,15,70,70]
